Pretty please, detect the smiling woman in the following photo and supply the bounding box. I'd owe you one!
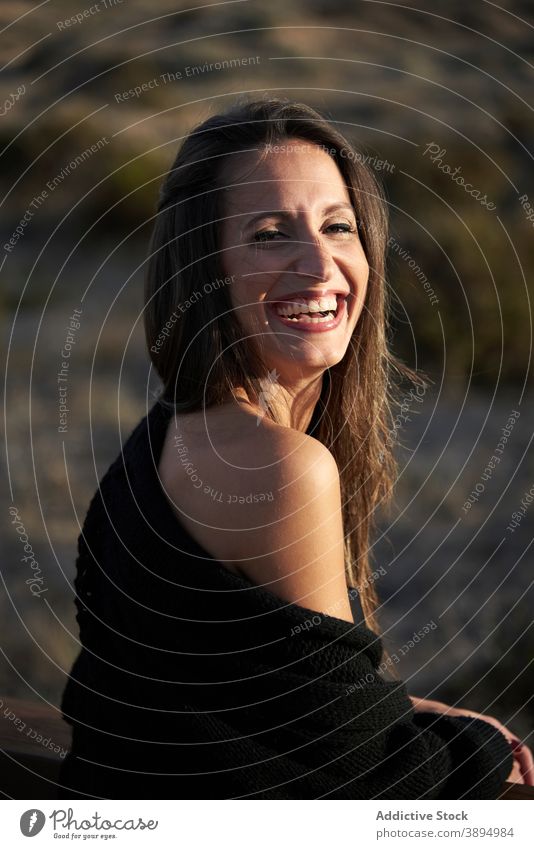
[59,96,531,800]
[143,97,397,631]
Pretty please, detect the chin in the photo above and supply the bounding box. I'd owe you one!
[264,342,350,376]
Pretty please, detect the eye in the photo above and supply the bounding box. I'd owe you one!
[324,221,357,235]
[253,228,284,243]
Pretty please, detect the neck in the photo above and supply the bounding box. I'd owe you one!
[232,372,324,432]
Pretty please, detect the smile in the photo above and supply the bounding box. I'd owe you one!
[268,293,347,333]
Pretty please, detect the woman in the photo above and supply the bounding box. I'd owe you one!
[59,96,532,799]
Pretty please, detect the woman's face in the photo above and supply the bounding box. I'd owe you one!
[218,139,369,382]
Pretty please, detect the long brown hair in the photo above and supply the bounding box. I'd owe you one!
[144,96,419,636]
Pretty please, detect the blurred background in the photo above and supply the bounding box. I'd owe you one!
[1,0,533,739]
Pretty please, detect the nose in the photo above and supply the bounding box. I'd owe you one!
[289,233,335,283]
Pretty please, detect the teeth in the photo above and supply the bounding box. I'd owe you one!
[275,295,338,317]
[284,312,334,324]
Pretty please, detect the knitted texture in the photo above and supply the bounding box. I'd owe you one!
[59,401,513,800]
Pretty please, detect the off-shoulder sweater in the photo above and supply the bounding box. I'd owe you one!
[59,399,513,799]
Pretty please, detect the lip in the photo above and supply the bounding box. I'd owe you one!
[268,288,349,303]
[267,292,348,333]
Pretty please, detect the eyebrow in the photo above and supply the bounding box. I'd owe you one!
[242,202,356,230]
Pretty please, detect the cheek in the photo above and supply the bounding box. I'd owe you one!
[360,264,370,297]
[358,274,370,312]
[346,249,369,288]
[222,242,258,280]
[228,251,276,305]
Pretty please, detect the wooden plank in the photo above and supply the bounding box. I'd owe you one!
[0,750,63,800]
[498,781,534,800]
[0,695,71,758]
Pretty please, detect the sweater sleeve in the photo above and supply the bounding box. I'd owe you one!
[253,689,514,799]
[218,633,514,800]
[411,712,513,799]
[254,684,514,800]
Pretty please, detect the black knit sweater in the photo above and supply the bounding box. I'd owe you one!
[59,399,513,799]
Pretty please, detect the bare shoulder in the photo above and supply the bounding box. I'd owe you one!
[158,406,352,622]
[250,422,342,510]
[234,425,351,621]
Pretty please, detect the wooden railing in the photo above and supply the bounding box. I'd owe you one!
[1,697,532,799]
[0,696,71,799]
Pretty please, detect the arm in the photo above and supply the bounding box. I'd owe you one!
[410,696,534,785]
[219,435,514,797]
